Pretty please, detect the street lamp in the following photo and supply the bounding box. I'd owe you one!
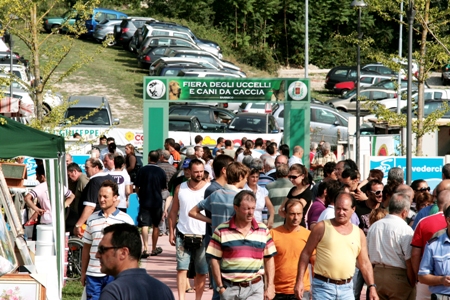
[406,0,415,184]
[351,0,367,167]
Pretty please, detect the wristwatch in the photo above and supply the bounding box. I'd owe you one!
[367,284,377,289]
[216,286,225,292]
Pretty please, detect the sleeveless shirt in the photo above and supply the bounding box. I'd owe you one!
[314,219,361,279]
[176,181,210,235]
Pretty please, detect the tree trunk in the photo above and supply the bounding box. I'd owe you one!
[284,1,289,66]
[416,0,430,156]
[30,4,42,123]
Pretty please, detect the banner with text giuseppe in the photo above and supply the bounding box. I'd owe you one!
[369,156,444,190]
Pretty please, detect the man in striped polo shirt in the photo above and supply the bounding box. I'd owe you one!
[81,180,134,300]
[207,190,277,300]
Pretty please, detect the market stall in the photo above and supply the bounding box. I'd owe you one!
[0,116,66,299]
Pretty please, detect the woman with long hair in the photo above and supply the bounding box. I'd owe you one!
[244,168,275,228]
[279,164,312,227]
[125,143,137,181]
[237,140,256,162]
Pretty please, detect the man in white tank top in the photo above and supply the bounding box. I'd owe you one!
[169,159,210,300]
[294,192,379,300]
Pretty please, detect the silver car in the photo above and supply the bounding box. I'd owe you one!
[272,103,352,146]
[93,19,124,46]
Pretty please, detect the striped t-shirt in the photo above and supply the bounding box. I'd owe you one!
[206,216,277,282]
[82,209,134,277]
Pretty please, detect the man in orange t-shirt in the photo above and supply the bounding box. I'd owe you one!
[270,199,315,300]
[164,138,181,169]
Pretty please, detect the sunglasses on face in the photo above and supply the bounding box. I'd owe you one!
[370,190,383,196]
[417,187,430,192]
[97,245,120,254]
[288,175,301,180]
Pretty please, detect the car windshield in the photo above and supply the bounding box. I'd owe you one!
[66,108,110,125]
[341,89,356,99]
[227,116,266,133]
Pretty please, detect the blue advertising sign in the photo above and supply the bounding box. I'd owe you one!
[369,157,444,191]
[72,155,90,174]
[24,157,37,178]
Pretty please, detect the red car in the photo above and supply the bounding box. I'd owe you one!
[333,81,355,95]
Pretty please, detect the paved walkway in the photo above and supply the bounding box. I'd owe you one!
[141,234,368,300]
[140,234,213,300]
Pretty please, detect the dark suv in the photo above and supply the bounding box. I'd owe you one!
[114,17,155,49]
[169,105,235,132]
[132,21,221,57]
[325,66,379,91]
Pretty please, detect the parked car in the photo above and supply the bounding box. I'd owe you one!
[0,74,62,115]
[225,113,280,134]
[362,63,398,76]
[0,64,34,85]
[137,37,201,68]
[177,69,242,78]
[401,99,450,118]
[137,35,199,56]
[131,21,221,58]
[43,9,77,33]
[166,49,245,77]
[149,57,220,76]
[84,8,127,37]
[238,103,278,114]
[370,78,429,90]
[64,95,119,126]
[324,66,379,90]
[113,17,156,49]
[93,19,123,46]
[333,74,394,95]
[169,115,203,132]
[442,63,450,85]
[374,88,450,111]
[272,103,352,143]
[130,25,194,53]
[325,88,397,114]
[169,104,235,132]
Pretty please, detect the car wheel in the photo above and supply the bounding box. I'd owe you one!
[52,24,60,34]
[42,104,51,117]
[128,40,134,52]
[340,89,350,96]
[105,34,116,47]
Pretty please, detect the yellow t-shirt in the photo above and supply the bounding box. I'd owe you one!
[270,226,314,293]
[314,219,361,280]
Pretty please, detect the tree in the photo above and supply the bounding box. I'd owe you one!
[0,0,104,127]
[365,0,450,155]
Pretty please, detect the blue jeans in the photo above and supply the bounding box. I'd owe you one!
[86,275,114,300]
[353,267,365,300]
[312,277,354,300]
[175,234,208,274]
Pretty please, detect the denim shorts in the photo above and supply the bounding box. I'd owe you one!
[312,277,354,300]
[175,233,208,274]
[86,275,114,300]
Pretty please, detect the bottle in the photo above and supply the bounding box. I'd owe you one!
[262,206,268,225]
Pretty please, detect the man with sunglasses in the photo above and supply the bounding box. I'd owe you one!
[355,180,384,235]
[81,180,134,300]
[411,190,450,300]
[96,223,174,300]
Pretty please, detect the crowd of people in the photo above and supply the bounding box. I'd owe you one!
[21,134,450,300]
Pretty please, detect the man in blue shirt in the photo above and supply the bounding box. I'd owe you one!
[97,223,174,300]
[418,205,450,297]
